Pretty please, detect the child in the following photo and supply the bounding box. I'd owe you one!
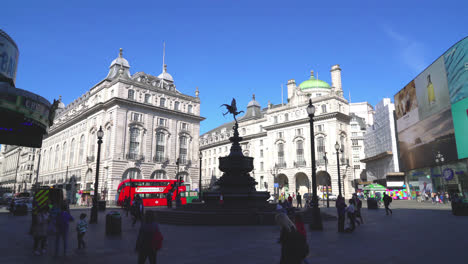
[77,213,88,249]
[33,207,49,255]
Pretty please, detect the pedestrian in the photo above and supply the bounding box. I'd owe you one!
[336,195,346,233]
[76,213,88,250]
[383,193,393,215]
[435,194,440,204]
[355,195,364,224]
[55,204,74,256]
[345,199,357,232]
[124,196,131,217]
[275,213,309,264]
[297,192,302,208]
[136,211,163,264]
[33,207,49,256]
[440,193,444,204]
[294,214,310,264]
[431,193,436,204]
[132,195,144,227]
[288,194,293,207]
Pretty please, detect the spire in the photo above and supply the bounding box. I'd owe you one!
[252,94,255,100]
[164,64,167,73]
[119,48,123,58]
[195,87,199,97]
[310,70,315,79]
[162,41,166,73]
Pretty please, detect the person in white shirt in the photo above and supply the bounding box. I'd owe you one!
[345,199,356,232]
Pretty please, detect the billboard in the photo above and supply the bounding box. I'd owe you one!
[444,37,468,104]
[395,36,468,171]
[452,96,468,159]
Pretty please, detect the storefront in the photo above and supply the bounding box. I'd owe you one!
[407,159,468,200]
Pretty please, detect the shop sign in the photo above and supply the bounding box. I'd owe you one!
[443,168,454,181]
[135,187,165,193]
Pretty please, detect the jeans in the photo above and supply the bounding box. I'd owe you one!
[338,215,345,232]
[77,232,86,249]
[385,205,392,215]
[138,250,157,264]
[55,229,68,256]
[34,236,46,251]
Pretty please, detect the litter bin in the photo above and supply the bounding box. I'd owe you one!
[105,211,122,235]
[367,198,378,209]
[98,201,106,211]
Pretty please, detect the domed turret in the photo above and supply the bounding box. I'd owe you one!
[57,95,65,109]
[106,48,131,80]
[158,64,174,82]
[109,48,130,68]
[299,70,331,90]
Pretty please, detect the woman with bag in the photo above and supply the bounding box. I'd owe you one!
[136,211,163,264]
[276,213,309,264]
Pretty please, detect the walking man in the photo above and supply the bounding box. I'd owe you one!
[383,193,393,215]
[296,192,302,208]
[336,195,346,233]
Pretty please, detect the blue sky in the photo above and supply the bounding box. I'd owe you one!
[3,0,467,134]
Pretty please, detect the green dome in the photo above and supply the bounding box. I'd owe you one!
[299,71,331,90]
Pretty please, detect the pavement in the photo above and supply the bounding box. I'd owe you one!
[0,200,465,264]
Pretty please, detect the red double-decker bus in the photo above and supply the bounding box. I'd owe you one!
[116,179,187,207]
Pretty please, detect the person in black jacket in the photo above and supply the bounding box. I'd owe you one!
[383,193,393,215]
[136,212,160,264]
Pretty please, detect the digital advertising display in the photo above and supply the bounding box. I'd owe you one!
[0,30,19,85]
[395,36,468,172]
[444,37,468,104]
[452,96,468,159]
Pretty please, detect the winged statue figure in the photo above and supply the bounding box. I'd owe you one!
[221,98,244,123]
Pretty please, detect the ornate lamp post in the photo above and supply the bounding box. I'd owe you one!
[269,165,279,202]
[324,151,330,208]
[90,126,104,224]
[175,158,180,207]
[199,151,203,201]
[307,99,323,230]
[335,142,343,197]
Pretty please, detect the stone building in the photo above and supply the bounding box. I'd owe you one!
[0,49,204,201]
[0,145,40,193]
[200,65,358,199]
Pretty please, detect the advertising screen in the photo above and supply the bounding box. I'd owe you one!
[397,108,457,171]
[0,30,19,85]
[452,96,468,159]
[444,37,468,104]
[395,80,419,132]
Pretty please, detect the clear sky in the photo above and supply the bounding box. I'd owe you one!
[3,0,467,134]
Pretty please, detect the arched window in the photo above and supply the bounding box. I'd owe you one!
[179,136,188,165]
[188,105,193,113]
[317,137,325,163]
[62,142,67,168]
[123,168,141,180]
[296,140,304,165]
[55,145,60,169]
[89,132,95,157]
[174,101,180,111]
[69,139,75,166]
[144,94,151,103]
[128,89,135,100]
[105,127,111,159]
[155,132,165,162]
[129,127,140,159]
[151,170,166,179]
[159,98,166,107]
[79,135,85,164]
[284,113,289,121]
[48,147,53,170]
[42,150,47,171]
[277,143,285,167]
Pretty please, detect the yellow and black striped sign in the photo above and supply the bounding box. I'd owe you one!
[33,189,49,215]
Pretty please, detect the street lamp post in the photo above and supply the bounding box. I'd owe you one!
[307,99,323,230]
[335,142,343,197]
[199,151,202,201]
[13,147,22,193]
[270,166,279,202]
[175,158,180,207]
[324,152,329,208]
[90,126,104,224]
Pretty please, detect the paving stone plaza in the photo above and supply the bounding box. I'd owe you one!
[0,200,466,264]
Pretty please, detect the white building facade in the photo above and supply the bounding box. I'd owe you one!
[362,98,400,180]
[200,65,357,199]
[0,145,40,193]
[0,49,204,202]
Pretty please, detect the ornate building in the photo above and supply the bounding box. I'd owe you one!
[0,145,39,193]
[0,49,204,201]
[200,65,357,199]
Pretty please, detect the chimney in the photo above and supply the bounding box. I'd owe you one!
[287,79,296,101]
[330,64,342,92]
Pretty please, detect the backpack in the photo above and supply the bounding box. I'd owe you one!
[152,229,164,250]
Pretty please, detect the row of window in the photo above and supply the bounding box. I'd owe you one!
[131,113,189,131]
[128,90,194,113]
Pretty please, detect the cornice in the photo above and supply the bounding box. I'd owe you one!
[263,112,351,131]
[47,97,205,138]
[200,131,267,150]
[117,79,200,103]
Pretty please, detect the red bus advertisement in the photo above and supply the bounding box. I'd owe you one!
[116,179,186,207]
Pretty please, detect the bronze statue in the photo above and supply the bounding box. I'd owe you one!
[221,98,244,123]
[48,98,59,127]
